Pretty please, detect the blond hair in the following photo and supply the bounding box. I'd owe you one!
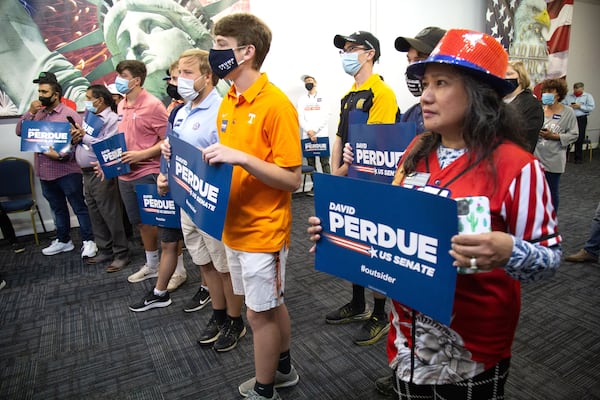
[508,60,531,90]
[178,49,219,86]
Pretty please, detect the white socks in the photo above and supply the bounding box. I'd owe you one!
[145,250,160,270]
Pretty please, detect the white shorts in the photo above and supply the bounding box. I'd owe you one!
[225,244,288,312]
[180,210,228,273]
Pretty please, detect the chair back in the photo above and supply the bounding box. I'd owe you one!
[0,157,35,199]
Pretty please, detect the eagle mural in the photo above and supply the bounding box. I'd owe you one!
[509,0,551,84]
[508,0,550,83]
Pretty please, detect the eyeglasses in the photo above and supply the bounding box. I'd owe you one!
[339,45,369,55]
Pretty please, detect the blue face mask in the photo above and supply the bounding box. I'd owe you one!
[341,53,363,76]
[84,100,97,114]
[115,76,131,95]
[209,48,244,79]
[541,93,555,105]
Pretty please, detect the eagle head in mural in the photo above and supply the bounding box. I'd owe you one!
[509,0,551,85]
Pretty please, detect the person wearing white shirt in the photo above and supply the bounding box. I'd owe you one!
[297,75,331,174]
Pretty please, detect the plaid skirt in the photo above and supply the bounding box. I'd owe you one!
[396,358,510,400]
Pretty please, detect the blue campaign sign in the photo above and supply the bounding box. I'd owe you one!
[168,135,233,241]
[82,111,104,138]
[136,184,181,228]
[20,121,72,153]
[302,137,330,157]
[313,173,458,325]
[91,132,130,179]
[347,123,416,183]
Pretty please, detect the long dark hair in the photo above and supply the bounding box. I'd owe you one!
[88,84,117,113]
[402,68,526,176]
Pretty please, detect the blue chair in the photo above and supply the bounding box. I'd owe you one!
[301,165,315,193]
[0,157,47,244]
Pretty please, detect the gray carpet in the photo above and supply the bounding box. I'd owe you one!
[1,152,599,400]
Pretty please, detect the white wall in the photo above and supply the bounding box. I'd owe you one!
[2,0,598,238]
[564,0,600,145]
[251,0,486,138]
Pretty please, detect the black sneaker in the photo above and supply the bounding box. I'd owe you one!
[325,302,371,324]
[375,373,398,397]
[183,286,211,313]
[12,242,25,254]
[353,315,390,346]
[197,315,226,346]
[213,318,246,352]
[129,290,172,312]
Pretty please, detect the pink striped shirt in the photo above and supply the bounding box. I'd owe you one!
[16,103,82,181]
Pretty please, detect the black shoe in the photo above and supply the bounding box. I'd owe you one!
[183,286,211,312]
[128,290,172,312]
[353,315,390,346]
[325,302,371,324]
[375,373,398,397]
[197,315,226,346]
[213,318,246,352]
[11,242,25,254]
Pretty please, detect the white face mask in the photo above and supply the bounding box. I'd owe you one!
[177,76,206,103]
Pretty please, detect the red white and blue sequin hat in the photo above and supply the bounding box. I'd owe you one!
[406,29,514,96]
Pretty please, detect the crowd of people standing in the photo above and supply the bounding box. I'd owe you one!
[1,10,598,400]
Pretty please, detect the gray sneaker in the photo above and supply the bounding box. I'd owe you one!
[245,389,281,400]
[239,366,299,397]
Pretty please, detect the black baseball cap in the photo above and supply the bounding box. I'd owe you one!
[394,27,446,54]
[33,71,58,84]
[334,31,381,62]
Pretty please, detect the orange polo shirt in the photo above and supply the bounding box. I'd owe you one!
[218,73,302,252]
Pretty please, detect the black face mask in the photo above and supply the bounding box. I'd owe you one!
[305,82,314,91]
[405,72,422,97]
[166,83,182,100]
[505,78,519,91]
[39,95,54,107]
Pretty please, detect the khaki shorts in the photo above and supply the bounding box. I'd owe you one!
[225,244,288,312]
[180,210,228,272]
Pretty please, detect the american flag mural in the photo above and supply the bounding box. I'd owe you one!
[485,0,574,88]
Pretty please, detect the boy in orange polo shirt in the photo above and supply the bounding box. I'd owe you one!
[202,13,302,400]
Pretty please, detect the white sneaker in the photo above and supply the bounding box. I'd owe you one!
[81,241,98,258]
[127,264,158,283]
[42,239,75,256]
[167,273,187,292]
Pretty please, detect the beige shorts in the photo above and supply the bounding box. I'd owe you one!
[180,210,228,273]
[225,244,288,312]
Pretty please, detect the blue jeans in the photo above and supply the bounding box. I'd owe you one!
[41,173,93,243]
[584,201,600,257]
[544,171,561,212]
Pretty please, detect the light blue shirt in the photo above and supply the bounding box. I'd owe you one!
[562,91,595,117]
[76,107,119,168]
[171,88,221,148]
